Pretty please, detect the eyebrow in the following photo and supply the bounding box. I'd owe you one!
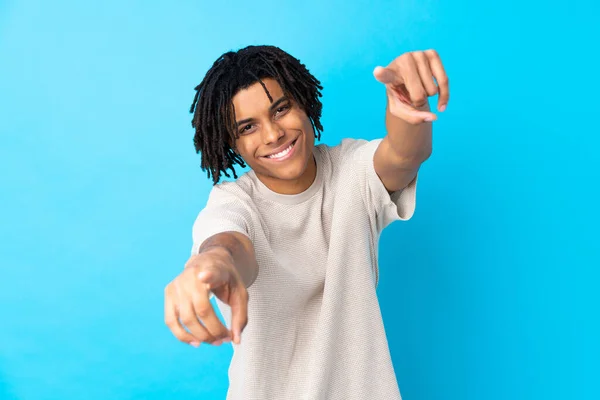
[235,96,290,128]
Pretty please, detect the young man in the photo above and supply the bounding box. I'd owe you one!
[164,45,449,399]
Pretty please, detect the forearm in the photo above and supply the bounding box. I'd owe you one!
[384,99,432,168]
[197,232,258,288]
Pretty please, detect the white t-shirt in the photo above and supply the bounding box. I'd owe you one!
[191,138,418,400]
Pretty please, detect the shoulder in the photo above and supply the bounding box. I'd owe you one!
[204,172,257,210]
[194,174,258,231]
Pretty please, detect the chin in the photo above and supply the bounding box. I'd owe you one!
[277,169,306,181]
[265,161,307,181]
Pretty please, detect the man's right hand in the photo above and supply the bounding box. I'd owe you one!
[164,247,249,347]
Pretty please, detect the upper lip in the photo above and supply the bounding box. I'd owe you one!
[262,138,297,157]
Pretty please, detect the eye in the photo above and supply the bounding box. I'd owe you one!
[274,104,290,117]
[239,124,254,135]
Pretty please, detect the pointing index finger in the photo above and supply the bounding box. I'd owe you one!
[373,66,398,86]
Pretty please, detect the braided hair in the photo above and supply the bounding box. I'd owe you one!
[190,45,324,185]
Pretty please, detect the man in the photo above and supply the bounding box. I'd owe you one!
[164,45,449,399]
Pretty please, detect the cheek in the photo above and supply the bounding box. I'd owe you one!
[295,112,313,133]
[302,119,315,142]
[234,138,254,157]
[236,141,266,169]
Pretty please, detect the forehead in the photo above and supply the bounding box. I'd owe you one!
[232,78,285,118]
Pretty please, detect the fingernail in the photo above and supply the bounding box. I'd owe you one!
[439,104,446,112]
[424,117,434,122]
[213,339,224,346]
[190,341,200,348]
[222,337,231,343]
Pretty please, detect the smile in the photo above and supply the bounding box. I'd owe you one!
[262,139,298,161]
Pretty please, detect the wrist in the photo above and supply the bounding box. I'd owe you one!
[185,246,233,270]
[201,245,232,258]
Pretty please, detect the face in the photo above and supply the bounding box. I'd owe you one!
[231,78,316,195]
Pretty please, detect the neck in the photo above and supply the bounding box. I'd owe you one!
[258,155,317,195]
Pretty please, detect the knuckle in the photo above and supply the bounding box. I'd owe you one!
[426,86,438,96]
[425,49,439,58]
[164,283,172,295]
[412,50,426,59]
[396,55,410,68]
[180,313,196,325]
[412,95,427,106]
[194,304,212,318]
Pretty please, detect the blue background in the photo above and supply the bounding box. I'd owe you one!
[1,0,598,399]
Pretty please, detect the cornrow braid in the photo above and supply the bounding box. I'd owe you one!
[190,45,324,185]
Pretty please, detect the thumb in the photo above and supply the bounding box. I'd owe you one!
[373,66,396,85]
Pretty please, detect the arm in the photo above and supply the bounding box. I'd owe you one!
[372,49,449,193]
[196,231,258,289]
[166,189,256,346]
[374,102,432,192]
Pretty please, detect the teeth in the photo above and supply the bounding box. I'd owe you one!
[267,142,294,159]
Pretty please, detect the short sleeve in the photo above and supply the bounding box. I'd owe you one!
[190,186,253,256]
[349,138,418,232]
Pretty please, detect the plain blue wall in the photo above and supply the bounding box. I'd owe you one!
[1,0,598,399]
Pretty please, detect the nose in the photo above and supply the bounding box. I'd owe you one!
[261,120,284,145]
